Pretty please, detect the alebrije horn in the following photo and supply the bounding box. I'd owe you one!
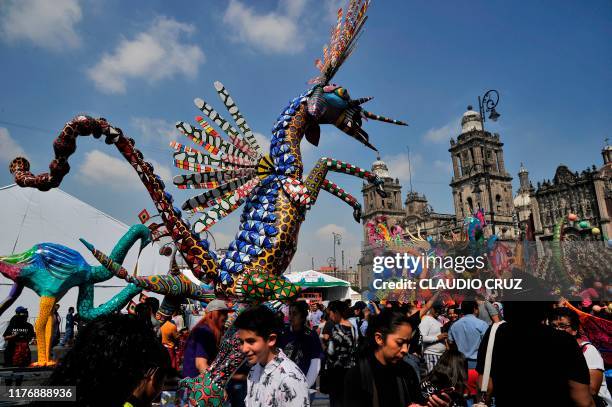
[349,96,373,106]
[362,110,408,126]
[79,238,95,252]
[80,238,129,279]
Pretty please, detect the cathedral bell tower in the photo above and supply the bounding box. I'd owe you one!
[358,157,404,289]
[449,106,515,238]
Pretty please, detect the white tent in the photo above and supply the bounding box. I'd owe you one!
[0,184,169,341]
[284,269,360,302]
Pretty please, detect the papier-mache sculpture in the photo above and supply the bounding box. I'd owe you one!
[8,0,410,403]
[0,225,150,365]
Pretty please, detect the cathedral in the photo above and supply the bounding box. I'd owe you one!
[356,103,610,289]
[514,142,612,241]
[358,106,517,289]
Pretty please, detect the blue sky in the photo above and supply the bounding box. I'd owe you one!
[1,0,611,271]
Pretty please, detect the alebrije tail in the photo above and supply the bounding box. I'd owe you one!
[9,115,217,280]
[90,224,151,283]
[76,283,142,322]
[80,238,216,301]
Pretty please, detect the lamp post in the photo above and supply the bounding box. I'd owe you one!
[478,89,501,129]
[332,232,342,271]
[463,89,501,236]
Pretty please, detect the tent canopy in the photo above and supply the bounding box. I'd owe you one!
[0,184,168,321]
[284,269,350,288]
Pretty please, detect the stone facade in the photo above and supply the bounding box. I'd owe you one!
[403,191,457,240]
[358,159,457,289]
[520,143,612,240]
[357,107,519,289]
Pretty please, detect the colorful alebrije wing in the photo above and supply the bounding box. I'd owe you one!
[174,125,254,168]
[170,83,271,239]
[173,168,255,188]
[192,178,260,234]
[171,142,254,170]
[194,94,260,161]
[311,0,370,85]
[182,175,255,212]
[213,81,264,157]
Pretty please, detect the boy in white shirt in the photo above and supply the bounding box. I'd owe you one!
[235,305,310,407]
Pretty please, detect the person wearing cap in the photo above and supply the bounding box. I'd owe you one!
[3,307,35,367]
[181,299,232,378]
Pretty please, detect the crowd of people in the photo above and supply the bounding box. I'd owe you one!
[1,292,610,407]
[2,303,78,367]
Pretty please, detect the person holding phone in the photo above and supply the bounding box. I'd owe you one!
[420,348,469,407]
[344,310,450,407]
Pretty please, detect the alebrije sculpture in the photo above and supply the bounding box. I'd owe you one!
[0,224,150,365]
[9,0,409,402]
[9,0,406,306]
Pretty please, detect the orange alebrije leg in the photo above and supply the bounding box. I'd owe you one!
[44,310,57,366]
[31,296,56,367]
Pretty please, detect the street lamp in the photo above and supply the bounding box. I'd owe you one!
[478,89,501,128]
[332,232,342,271]
[462,89,502,236]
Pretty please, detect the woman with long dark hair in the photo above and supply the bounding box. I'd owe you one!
[344,310,450,407]
[44,313,170,407]
[181,300,232,378]
[420,349,468,407]
[324,300,358,407]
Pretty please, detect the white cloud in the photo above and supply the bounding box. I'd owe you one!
[383,152,423,182]
[131,117,177,148]
[323,0,346,22]
[87,17,205,94]
[253,132,271,154]
[0,128,26,163]
[223,0,305,55]
[0,0,82,51]
[78,150,172,190]
[209,231,233,250]
[316,223,347,240]
[222,0,366,55]
[423,121,459,144]
[433,160,452,175]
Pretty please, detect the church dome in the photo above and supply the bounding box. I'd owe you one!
[461,105,483,134]
[371,156,390,178]
[513,192,531,208]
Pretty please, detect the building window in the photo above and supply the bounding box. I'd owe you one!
[467,197,474,213]
[496,194,502,213]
